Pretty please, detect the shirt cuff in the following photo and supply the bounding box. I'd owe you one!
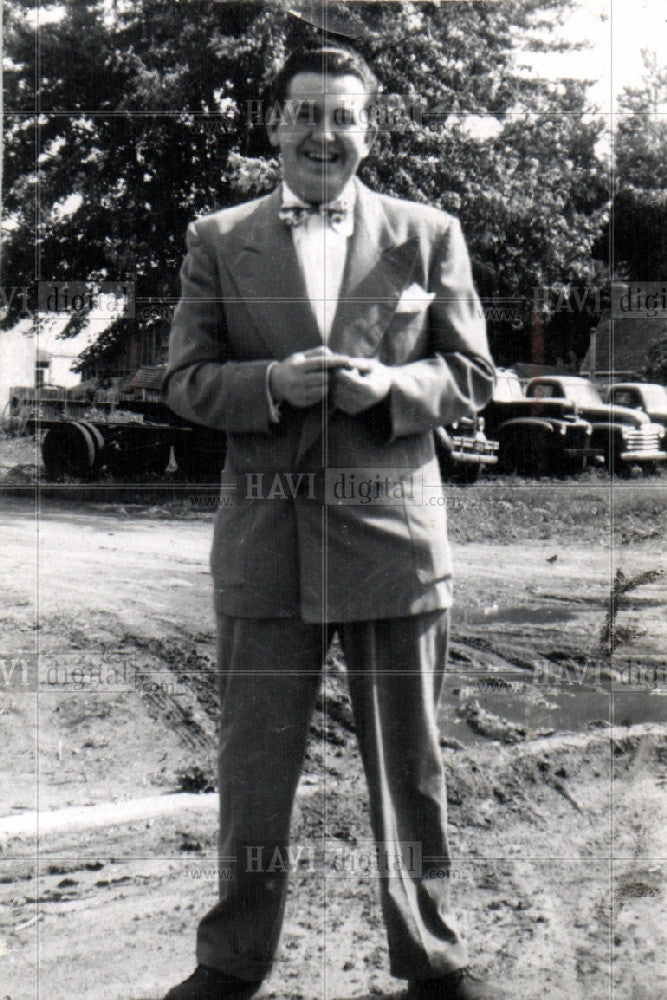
[265,362,281,423]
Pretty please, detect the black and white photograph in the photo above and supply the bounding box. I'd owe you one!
[0,1,665,998]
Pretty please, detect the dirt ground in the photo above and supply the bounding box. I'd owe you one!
[0,452,665,999]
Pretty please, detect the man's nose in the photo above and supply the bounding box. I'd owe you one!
[310,117,337,142]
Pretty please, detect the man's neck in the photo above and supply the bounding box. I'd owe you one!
[281,177,357,208]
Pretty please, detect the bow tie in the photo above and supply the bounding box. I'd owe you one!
[279,201,352,235]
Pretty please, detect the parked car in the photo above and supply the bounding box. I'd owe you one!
[481,369,594,476]
[607,383,667,450]
[434,415,499,484]
[525,376,666,474]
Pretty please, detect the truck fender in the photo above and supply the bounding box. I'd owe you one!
[496,417,556,435]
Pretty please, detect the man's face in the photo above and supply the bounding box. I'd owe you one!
[269,71,376,203]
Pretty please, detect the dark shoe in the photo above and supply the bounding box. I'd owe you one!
[163,965,260,1000]
[407,967,508,1000]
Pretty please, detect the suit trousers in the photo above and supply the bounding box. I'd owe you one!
[196,611,468,982]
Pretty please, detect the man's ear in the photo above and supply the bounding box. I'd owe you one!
[362,121,378,157]
[266,105,281,148]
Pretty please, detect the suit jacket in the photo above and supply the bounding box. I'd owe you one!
[164,179,495,623]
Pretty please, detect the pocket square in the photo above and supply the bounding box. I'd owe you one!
[396,283,435,313]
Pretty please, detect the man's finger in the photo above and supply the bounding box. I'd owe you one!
[308,356,354,370]
[302,345,332,357]
[346,357,374,373]
[299,358,348,374]
[333,367,364,387]
[302,347,356,368]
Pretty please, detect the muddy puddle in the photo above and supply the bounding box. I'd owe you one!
[440,675,666,744]
[461,603,578,626]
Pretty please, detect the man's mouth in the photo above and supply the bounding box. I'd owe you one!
[302,149,341,165]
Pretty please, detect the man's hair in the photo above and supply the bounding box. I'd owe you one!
[270,44,379,111]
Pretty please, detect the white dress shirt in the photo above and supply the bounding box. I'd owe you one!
[266,181,356,418]
[282,180,355,342]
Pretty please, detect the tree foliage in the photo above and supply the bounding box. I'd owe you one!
[593,50,667,282]
[615,51,666,192]
[2,0,610,367]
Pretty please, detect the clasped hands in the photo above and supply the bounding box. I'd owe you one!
[269,346,393,415]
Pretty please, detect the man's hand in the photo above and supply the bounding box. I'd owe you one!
[269,346,351,408]
[331,359,393,415]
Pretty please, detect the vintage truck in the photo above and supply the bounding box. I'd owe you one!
[525,376,666,473]
[434,415,499,484]
[606,383,667,450]
[481,369,594,475]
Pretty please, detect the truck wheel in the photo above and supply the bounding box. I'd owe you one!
[522,432,554,477]
[605,450,632,477]
[515,442,537,476]
[498,436,518,475]
[42,422,99,480]
[501,428,551,477]
[561,454,587,476]
[643,461,661,477]
[78,422,105,474]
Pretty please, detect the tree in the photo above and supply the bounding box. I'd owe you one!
[615,51,666,192]
[2,0,609,369]
[593,50,667,281]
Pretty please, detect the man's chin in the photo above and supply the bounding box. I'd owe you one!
[290,170,351,204]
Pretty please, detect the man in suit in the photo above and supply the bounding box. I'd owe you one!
[162,44,502,1000]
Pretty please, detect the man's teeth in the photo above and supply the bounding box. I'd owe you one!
[305,151,337,163]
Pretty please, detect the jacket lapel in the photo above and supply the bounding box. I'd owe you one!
[226,189,322,358]
[328,182,420,357]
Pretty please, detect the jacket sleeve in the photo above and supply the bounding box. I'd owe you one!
[383,217,495,439]
[162,221,277,434]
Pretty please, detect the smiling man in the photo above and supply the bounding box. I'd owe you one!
[269,67,374,201]
[162,44,501,1000]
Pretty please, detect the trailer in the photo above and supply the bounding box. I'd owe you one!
[12,366,226,483]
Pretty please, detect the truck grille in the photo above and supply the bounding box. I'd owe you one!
[625,425,663,452]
